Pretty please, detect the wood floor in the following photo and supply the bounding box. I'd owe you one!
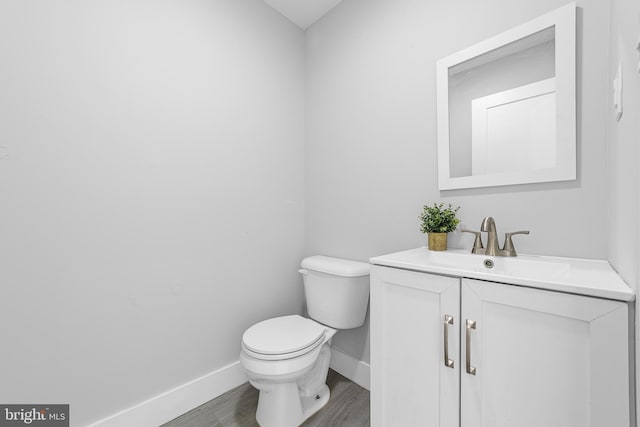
[162,370,370,427]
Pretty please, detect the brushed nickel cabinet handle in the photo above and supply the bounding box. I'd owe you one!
[444,315,454,368]
[466,319,477,375]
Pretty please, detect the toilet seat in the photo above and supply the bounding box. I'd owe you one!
[242,315,327,361]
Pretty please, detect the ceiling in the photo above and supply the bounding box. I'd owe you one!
[263,0,344,29]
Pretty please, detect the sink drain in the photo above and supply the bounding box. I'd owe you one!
[483,259,494,269]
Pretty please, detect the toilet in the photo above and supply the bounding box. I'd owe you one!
[239,256,370,427]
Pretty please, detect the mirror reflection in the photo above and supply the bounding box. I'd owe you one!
[448,26,556,178]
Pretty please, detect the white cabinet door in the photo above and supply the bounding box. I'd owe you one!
[370,266,460,427]
[461,278,630,427]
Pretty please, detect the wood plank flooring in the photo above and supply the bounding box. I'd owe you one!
[162,369,370,427]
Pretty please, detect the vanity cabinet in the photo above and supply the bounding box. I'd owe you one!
[370,265,631,427]
[370,267,460,427]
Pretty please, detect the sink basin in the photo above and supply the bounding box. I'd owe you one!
[370,248,634,302]
[425,250,571,280]
[491,256,571,280]
[425,250,485,269]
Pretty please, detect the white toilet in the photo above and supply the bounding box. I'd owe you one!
[239,256,370,427]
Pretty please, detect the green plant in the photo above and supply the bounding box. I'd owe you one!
[419,203,460,233]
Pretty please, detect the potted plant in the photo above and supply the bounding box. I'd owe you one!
[419,203,460,251]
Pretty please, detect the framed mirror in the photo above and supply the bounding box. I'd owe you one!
[436,2,576,190]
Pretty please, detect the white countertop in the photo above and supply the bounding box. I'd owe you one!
[370,247,635,302]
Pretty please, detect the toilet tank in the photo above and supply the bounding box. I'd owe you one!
[299,256,370,329]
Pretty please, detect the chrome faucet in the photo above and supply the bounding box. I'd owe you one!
[462,216,529,257]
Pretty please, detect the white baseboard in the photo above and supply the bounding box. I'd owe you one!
[329,346,370,391]
[87,349,367,427]
[88,361,247,427]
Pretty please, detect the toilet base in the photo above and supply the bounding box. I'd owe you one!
[255,383,330,427]
[300,384,330,420]
[249,344,333,427]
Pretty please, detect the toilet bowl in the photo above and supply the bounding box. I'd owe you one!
[239,256,370,427]
[240,315,337,427]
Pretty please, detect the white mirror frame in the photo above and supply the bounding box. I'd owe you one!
[436,2,576,190]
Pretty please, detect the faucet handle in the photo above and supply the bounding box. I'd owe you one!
[461,229,485,254]
[503,230,530,256]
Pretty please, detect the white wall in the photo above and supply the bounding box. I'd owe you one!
[306,0,611,364]
[0,1,305,425]
[606,0,640,420]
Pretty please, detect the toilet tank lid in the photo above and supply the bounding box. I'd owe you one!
[301,256,370,277]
